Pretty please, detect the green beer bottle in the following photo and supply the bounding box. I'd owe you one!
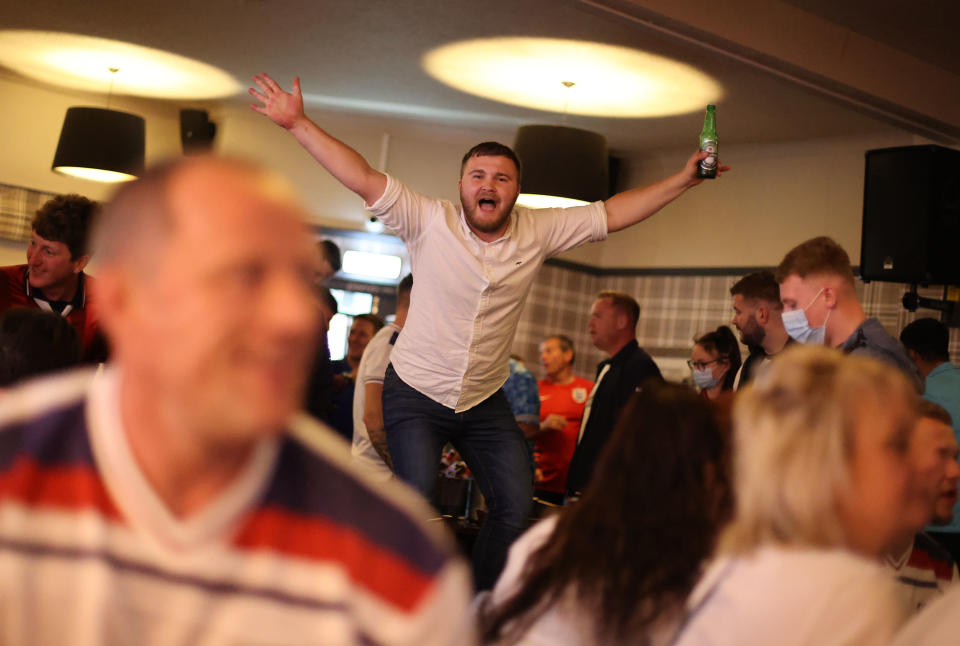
[697,105,718,179]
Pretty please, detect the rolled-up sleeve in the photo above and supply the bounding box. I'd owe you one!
[366,174,436,244]
[531,201,608,258]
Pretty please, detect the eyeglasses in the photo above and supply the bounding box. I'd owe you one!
[687,358,726,370]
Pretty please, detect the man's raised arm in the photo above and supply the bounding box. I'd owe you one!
[250,74,387,205]
[604,151,729,233]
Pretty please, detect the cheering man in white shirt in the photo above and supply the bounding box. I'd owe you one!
[250,73,728,590]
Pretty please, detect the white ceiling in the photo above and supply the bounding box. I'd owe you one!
[2,0,951,155]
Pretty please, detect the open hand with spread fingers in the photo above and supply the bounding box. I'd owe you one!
[250,73,305,130]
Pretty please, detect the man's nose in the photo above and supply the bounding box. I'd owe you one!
[947,459,960,482]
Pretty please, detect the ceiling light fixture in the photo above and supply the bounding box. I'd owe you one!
[423,37,722,118]
[515,82,609,209]
[51,67,145,183]
[0,30,241,100]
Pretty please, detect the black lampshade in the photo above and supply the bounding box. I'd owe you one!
[52,106,145,183]
[513,125,609,205]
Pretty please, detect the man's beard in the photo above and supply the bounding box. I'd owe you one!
[461,195,517,234]
[740,315,765,348]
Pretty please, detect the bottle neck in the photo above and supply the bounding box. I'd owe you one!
[702,110,716,135]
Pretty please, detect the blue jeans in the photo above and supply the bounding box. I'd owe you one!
[382,364,533,590]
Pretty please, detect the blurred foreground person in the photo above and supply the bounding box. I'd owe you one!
[0,308,81,387]
[0,157,471,645]
[674,345,924,646]
[481,381,730,646]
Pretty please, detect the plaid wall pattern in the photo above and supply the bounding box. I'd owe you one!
[512,263,960,383]
[0,183,55,244]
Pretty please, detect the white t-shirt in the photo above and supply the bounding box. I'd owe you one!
[489,515,680,646]
[351,322,400,481]
[893,583,960,645]
[674,546,906,646]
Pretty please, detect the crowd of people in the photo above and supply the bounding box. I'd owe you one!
[0,72,956,644]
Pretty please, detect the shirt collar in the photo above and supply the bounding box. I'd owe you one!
[25,269,86,309]
[605,338,639,365]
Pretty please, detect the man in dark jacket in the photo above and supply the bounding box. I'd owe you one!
[566,290,662,498]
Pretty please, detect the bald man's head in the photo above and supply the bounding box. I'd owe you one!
[93,156,320,440]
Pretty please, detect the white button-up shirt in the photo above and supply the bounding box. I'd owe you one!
[367,174,607,412]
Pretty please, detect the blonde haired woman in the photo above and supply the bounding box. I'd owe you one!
[674,344,927,646]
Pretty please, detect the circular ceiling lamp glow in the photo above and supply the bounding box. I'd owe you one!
[423,37,722,118]
[0,30,241,99]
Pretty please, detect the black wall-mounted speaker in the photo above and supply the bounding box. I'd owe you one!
[180,109,216,155]
[860,145,960,284]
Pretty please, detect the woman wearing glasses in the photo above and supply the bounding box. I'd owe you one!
[689,326,742,402]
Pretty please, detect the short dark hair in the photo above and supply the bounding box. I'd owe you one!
[597,290,639,329]
[900,317,950,363]
[319,239,341,273]
[730,270,782,308]
[397,273,413,308]
[918,399,953,427]
[32,194,97,260]
[0,308,81,386]
[460,142,522,181]
[775,237,855,285]
[353,313,385,334]
[546,334,576,366]
[397,273,413,298]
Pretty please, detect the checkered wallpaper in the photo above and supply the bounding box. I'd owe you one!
[512,262,960,383]
[0,183,55,244]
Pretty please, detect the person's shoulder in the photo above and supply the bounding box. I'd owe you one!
[912,532,956,572]
[0,369,94,433]
[366,323,399,351]
[0,370,98,482]
[572,376,594,389]
[746,546,893,590]
[893,583,960,645]
[266,414,461,576]
[0,264,26,294]
[625,343,661,375]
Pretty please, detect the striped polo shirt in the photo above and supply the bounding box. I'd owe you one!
[0,369,473,645]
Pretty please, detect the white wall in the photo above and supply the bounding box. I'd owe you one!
[0,74,182,200]
[597,132,932,268]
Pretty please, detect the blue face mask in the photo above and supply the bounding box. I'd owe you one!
[693,367,720,389]
[782,288,831,344]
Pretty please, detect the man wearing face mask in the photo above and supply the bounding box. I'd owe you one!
[775,236,921,390]
[729,270,792,390]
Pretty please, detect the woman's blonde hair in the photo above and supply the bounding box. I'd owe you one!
[719,344,917,555]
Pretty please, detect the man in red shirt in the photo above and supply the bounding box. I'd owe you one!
[535,335,593,505]
[0,194,103,361]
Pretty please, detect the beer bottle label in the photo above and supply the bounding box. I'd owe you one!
[699,138,718,171]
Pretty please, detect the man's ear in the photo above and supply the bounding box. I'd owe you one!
[72,254,90,274]
[822,286,839,308]
[616,312,629,331]
[756,305,769,326]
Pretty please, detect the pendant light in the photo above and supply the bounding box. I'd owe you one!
[514,81,609,209]
[51,67,145,183]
